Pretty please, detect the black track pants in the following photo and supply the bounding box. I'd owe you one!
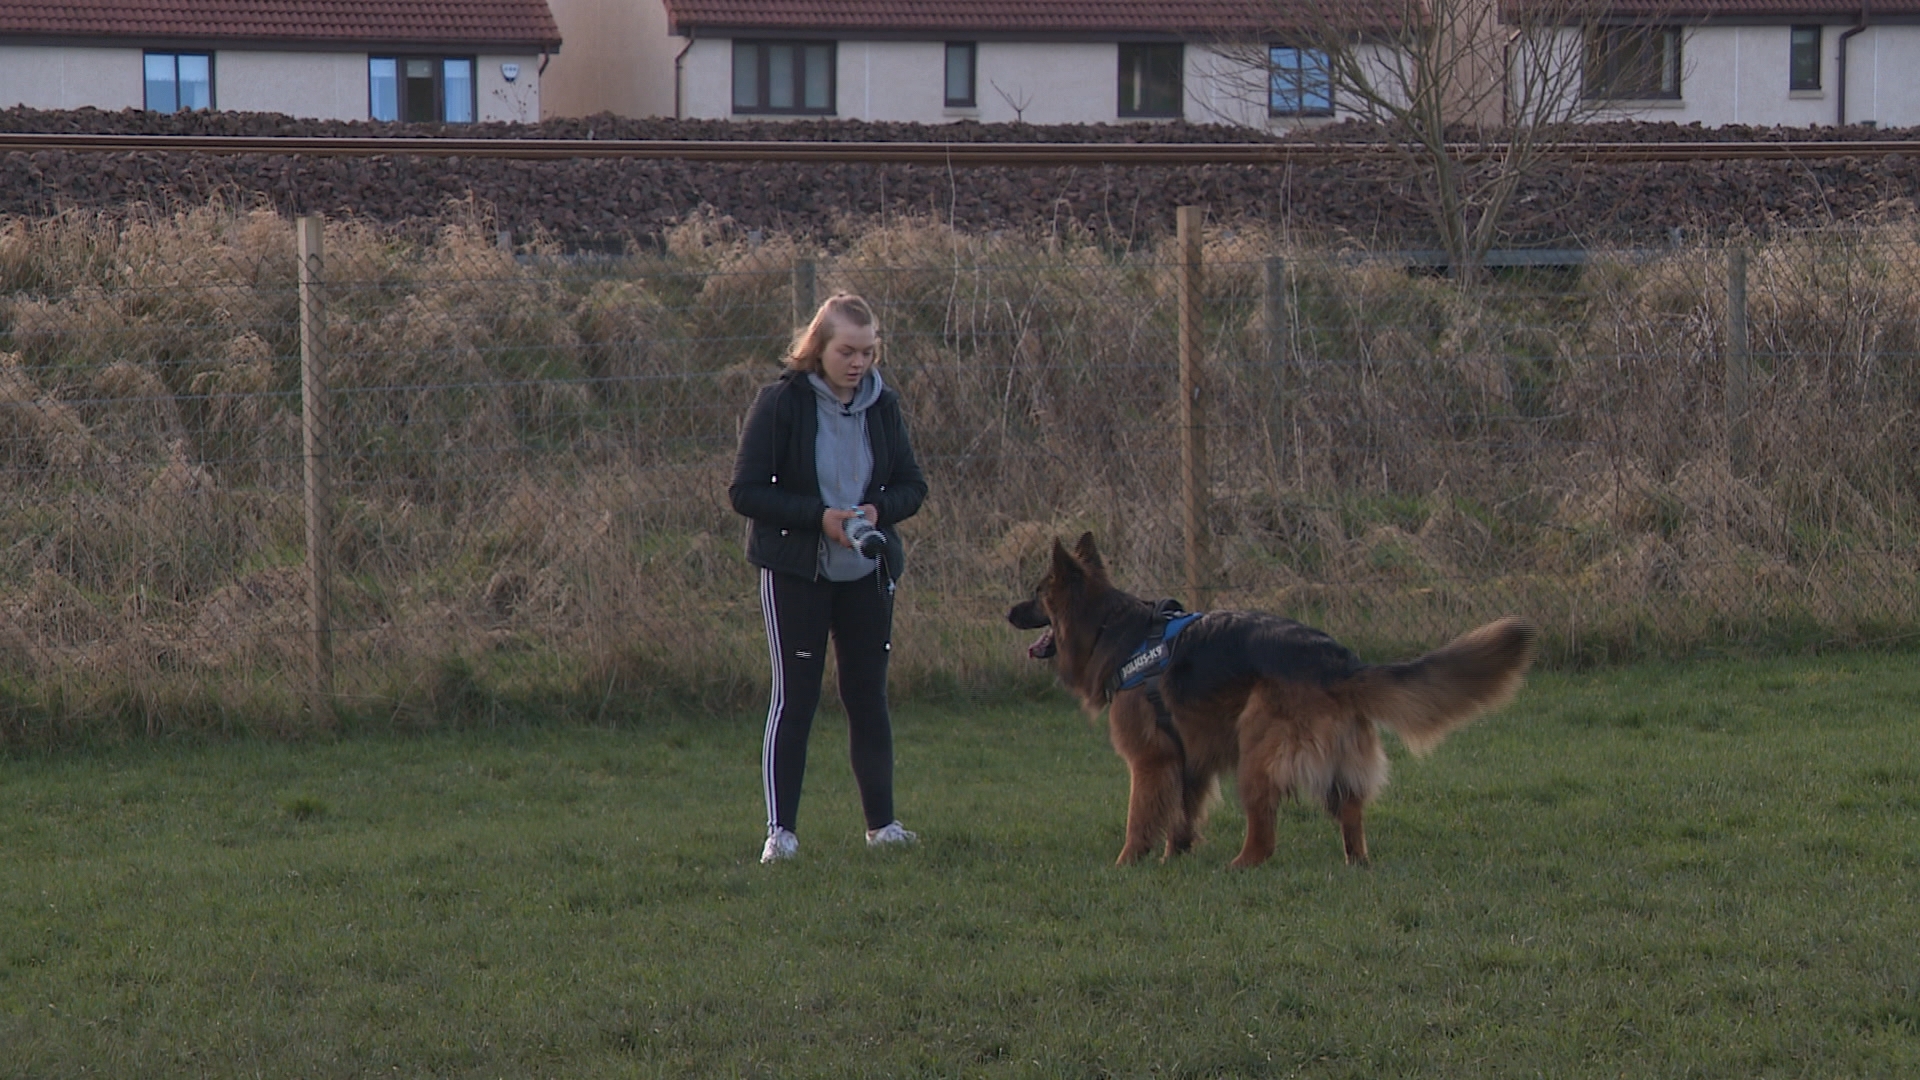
[759,567,896,835]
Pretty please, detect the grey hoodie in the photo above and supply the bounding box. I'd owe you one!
[809,368,885,581]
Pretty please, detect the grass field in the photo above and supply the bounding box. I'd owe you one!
[3,650,1919,1078]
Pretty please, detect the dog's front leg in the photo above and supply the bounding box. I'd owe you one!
[1118,759,1178,865]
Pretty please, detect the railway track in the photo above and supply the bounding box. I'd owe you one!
[3,131,1918,165]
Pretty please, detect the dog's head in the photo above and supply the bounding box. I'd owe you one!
[1006,531,1111,670]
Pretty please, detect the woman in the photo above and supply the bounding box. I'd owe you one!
[729,293,928,864]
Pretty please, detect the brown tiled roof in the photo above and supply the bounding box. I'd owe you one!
[1507,0,1920,19]
[0,1,562,49]
[662,0,1413,36]
[1630,0,1920,12]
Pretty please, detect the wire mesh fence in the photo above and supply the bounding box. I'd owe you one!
[1,208,1917,735]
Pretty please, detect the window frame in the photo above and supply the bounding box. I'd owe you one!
[731,40,838,115]
[368,54,478,124]
[1117,42,1184,119]
[944,42,978,108]
[1789,25,1822,91]
[1583,25,1683,101]
[1268,45,1333,118]
[143,50,214,113]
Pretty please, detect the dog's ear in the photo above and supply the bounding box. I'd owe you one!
[1050,539,1085,585]
[1072,532,1102,568]
[1072,532,1107,577]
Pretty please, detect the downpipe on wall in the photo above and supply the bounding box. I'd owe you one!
[1837,1,1869,126]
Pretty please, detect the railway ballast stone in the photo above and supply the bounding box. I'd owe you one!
[3,106,1917,249]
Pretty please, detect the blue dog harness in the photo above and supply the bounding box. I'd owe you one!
[1105,602,1201,763]
[1112,609,1202,694]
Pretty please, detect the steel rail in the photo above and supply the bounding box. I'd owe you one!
[2,131,1919,164]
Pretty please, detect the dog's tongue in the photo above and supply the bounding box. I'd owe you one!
[1027,628,1055,659]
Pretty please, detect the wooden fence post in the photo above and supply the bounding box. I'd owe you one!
[1263,255,1293,481]
[1178,206,1211,610]
[1264,255,1288,372]
[297,216,334,721]
[792,257,817,326]
[1726,246,1752,477]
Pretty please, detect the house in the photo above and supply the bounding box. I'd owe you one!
[0,0,562,124]
[657,0,1411,128]
[1513,0,1920,128]
[540,0,677,119]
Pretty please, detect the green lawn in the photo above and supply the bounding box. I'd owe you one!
[3,652,1918,1078]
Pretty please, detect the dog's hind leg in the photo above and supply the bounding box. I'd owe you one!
[1229,755,1282,869]
[1330,786,1369,866]
[1165,771,1218,858]
[1325,724,1386,866]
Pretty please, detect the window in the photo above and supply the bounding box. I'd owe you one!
[1118,43,1183,117]
[1790,26,1822,90]
[732,41,836,114]
[145,52,212,112]
[1269,46,1332,116]
[1585,26,1682,100]
[369,56,476,123]
[945,42,977,108]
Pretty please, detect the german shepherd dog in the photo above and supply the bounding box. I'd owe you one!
[1007,534,1536,867]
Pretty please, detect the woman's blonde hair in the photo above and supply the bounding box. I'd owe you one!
[784,292,879,374]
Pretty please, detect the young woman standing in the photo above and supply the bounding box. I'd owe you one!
[728,293,928,863]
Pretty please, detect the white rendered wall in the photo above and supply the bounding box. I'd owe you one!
[679,37,1386,126]
[0,45,142,110]
[476,53,543,122]
[680,38,1131,123]
[0,45,540,122]
[1856,27,1920,126]
[677,38,732,118]
[215,51,367,120]
[1523,24,1920,128]
[1188,42,1398,130]
[963,42,1130,124]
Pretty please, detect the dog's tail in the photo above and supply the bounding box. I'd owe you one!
[1343,616,1538,755]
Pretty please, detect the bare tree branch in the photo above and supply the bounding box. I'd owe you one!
[1203,0,1679,277]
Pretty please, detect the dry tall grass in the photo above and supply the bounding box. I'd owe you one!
[1,208,1916,741]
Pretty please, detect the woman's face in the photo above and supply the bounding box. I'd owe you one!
[818,319,878,401]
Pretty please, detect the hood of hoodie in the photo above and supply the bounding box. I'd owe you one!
[808,367,884,415]
[808,368,885,581]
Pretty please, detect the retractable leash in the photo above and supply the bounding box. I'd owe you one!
[846,508,893,604]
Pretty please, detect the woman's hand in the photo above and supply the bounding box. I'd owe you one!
[822,505,881,549]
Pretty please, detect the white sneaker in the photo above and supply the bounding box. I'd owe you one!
[865,821,918,848]
[760,827,798,864]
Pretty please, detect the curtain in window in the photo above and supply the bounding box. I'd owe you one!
[177,55,211,110]
[945,43,975,106]
[145,53,210,112]
[144,54,178,113]
[802,45,831,111]
[443,59,474,123]
[370,58,398,121]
